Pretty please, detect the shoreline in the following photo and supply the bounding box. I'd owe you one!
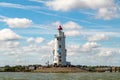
[1,65,120,73]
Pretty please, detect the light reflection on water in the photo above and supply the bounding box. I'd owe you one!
[0,72,120,80]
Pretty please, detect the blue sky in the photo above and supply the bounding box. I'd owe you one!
[0,0,120,66]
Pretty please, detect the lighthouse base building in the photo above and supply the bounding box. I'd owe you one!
[53,25,70,66]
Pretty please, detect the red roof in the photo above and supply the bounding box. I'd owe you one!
[58,25,62,30]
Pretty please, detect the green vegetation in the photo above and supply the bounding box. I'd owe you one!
[4,65,25,72]
[0,65,120,72]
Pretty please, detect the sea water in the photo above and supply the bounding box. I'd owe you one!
[0,72,120,80]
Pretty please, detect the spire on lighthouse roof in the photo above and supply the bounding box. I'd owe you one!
[58,25,62,30]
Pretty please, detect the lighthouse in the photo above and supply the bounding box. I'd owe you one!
[53,25,68,66]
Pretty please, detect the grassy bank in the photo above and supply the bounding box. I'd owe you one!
[34,67,88,73]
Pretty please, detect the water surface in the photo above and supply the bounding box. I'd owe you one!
[0,72,120,80]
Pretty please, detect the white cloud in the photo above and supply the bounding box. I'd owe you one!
[82,42,100,52]
[52,21,82,30]
[0,39,120,66]
[35,37,44,43]
[27,37,44,44]
[66,44,81,56]
[0,28,22,41]
[65,30,80,37]
[83,42,100,48]
[46,0,114,11]
[4,41,20,48]
[67,46,120,65]
[0,2,40,10]
[3,18,33,28]
[46,0,75,11]
[27,37,35,43]
[47,40,54,46]
[66,42,100,56]
[81,30,120,37]
[96,48,120,65]
[96,7,119,20]
[52,21,82,37]
[46,0,119,20]
[63,21,82,30]
[119,50,120,54]
[0,42,53,66]
[98,51,114,57]
[0,41,20,49]
[88,34,109,41]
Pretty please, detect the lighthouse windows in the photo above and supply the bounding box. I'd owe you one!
[59,45,61,48]
[57,37,61,41]
[59,56,61,58]
[59,52,61,55]
[59,59,62,62]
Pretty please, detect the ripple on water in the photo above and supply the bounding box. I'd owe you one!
[0,72,120,80]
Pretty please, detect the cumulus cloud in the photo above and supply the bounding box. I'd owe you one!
[27,37,44,44]
[46,0,119,20]
[66,43,120,65]
[88,34,109,41]
[52,21,82,29]
[96,48,120,64]
[46,0,114,11]
[35,37,45,43]
[0,41,54,66]
[3,18,33,28]
[27,37,34,43]
[66,42,100,56]
[96,7,119,20]
[52,21,82,37]
[63,21,82,30]
[46,0,115,11]
[83,42,100,48]
[65,30,80,37]
[82,42,100,52]
[0,28,22,41]
[66,44,81,56]
[47,40,54,46]
[98,51,114,57]
[0,39,120,66]
[3,41,20,48]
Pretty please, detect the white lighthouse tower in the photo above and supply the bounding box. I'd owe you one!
[53,25,67,66]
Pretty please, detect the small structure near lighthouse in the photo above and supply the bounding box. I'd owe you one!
[53,25,70,66]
